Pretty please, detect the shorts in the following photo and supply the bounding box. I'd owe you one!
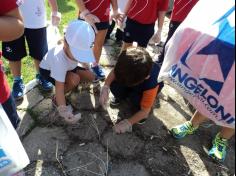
[2,27,48,61]
[78,18,110,31]
[39,67,86,86]
[95,21,110,31]
[123,18,155,48]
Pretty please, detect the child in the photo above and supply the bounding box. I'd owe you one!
[171,111,235,162]
[99,47,163,134]
[0,0,24,129]
[120,0,169,51]
[76,0,120,81]
[39,20,96,124]
[157,0,199,63]
[2,0,61,101]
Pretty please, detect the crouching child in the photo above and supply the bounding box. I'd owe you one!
[39,20,96,124]
[99,47,163,133]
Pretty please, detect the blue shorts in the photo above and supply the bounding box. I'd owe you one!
[123,18,155,48]
[2,27,48,61]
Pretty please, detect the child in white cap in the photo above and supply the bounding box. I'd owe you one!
[39,20,96,124]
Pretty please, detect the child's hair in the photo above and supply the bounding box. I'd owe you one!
[114,47,153,87]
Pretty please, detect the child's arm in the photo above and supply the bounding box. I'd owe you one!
[0,8,24,41]
[114,86,159,134]
[104,69,116,87]
[48,0,61,26]
[75,0,100,32]
[99,69,116,108]
[75,0,87,12]
[55,81,66,106]
[123,0,133,16]
[128,108,151,125]
[157,11,166,31]
[111,0,119,13]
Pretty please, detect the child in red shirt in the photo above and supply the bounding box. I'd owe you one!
[0,0,24,129]
[157,0,199,63]
[121,0,169,51]
[76,0,120,81]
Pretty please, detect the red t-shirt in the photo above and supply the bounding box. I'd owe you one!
[0,0,18,103]
[0,0,19,15]
[171,0,199,22]
[0,54,11,104]
[83,0,111,22]
[127,0,169,24]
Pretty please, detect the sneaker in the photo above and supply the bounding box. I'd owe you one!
[91,65,106,81]
[12,79,25,100]
[208,133,228,162]
[110,97,120,106]
[170,121,198,139]
[36,74,53,91]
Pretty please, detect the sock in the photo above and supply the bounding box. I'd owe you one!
[13,76,22,82]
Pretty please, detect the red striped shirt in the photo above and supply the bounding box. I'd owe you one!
[127,0,169,24]
[82,0,111,22]
[0,0,19,15]
[171,0,199,22]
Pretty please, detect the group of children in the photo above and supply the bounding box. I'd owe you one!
[0,0,234,170]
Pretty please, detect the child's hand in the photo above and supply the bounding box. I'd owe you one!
[80,9,100,33]
[110,10,122,22]
[113,119,132,134]
[99,85,110,109]
[57,105,81,124]
[51,11,61,26]
[151,29,162,44]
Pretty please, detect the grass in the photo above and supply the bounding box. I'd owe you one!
[1,0,78,87]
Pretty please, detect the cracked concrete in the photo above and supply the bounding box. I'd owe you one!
[16,18,235,176]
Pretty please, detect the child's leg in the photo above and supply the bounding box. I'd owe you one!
[25,28,53,91]
[2,34,27,100]
[2,95,20,129]
[93,29,108,64]
[77,68,96,82]
[170,110,206,139]
[106,20,116,40]
[209,127,235,162]
[190,111,209,128]
[219,127,235,140]
[64,71,81,93]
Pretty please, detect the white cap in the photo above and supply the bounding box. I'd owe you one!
[65,20,95,63]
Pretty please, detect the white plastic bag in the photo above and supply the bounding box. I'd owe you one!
[0,105,29,176]
[47,24,61,50]
[158,0,235,128]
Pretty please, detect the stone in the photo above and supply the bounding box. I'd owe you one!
[63,143,110,176]
[17,110,35,138]
[134,113,168,139]
[24,161,63,176]
[17,88,44,110]
[143,140,188,176]
[69,91,99,111]
[109,162,150,176]
[66,113,108,141]
[32,99,54,118]
[102,131,144,158]
[23,127,70,162]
